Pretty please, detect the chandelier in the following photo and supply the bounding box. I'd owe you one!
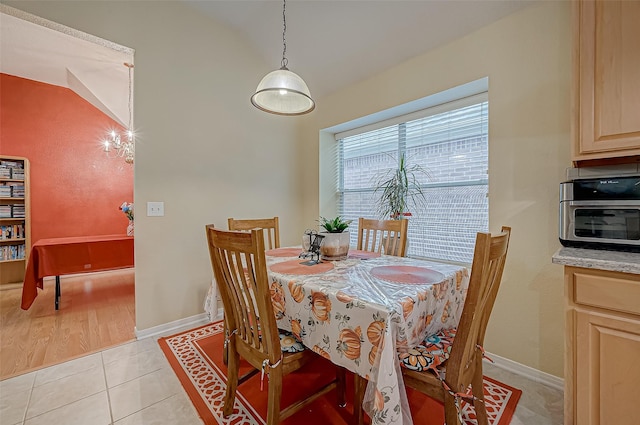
[250,0,314,116]
[104,62,135,164]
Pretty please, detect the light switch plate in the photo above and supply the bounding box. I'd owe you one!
[147,201,164,217]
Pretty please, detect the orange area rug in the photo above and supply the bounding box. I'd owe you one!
[158,321,521,424]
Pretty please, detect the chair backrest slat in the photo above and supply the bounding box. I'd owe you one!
[356,218,408,257]
[228,217,280,250]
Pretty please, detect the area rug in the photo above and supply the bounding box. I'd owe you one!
[158,321,522,425]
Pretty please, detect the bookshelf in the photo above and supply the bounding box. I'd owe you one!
[0,156,30,287]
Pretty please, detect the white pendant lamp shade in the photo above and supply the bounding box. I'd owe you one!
[251,0,315,116]
[251,67,315,115]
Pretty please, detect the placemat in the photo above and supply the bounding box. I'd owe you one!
[370,265,445,284]
[348,249,381,259]
[265,247,304,257]
[269,259,334,275]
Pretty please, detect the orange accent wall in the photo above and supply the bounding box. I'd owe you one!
[1,73,134,247]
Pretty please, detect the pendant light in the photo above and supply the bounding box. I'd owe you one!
[251,0,315,116]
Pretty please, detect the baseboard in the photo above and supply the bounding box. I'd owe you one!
[134,313,211,340]
[486,351,564,392]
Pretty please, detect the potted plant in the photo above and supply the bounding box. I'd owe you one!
[372,153,429,220]
[318,216,352,261]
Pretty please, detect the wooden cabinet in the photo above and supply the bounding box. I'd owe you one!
[0,156,31,287]
[572,0,640,162]
[564,266,640,425]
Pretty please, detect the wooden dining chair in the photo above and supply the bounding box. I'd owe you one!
[223,216,280,365]
[228,216,280,250]
[354,226,511,425]
[356,217,408,257]
[206,225,345,424]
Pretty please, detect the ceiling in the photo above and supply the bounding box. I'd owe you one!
[186,0,537,98]
[0,7,134,127]
[0,1,535,122]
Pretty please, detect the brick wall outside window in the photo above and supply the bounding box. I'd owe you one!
[338,101,488,264]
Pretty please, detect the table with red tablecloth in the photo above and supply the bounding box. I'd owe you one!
[21,235,134,310]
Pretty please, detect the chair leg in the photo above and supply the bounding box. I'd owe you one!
[266,367,283,425]
[336,367,346,407]
[223,347,239,417]
[443,392,462,425]
[353,373,367,425]
[471,362,488,425]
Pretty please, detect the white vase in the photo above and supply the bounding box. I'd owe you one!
[127,220,134,236]
[319,231,350,261]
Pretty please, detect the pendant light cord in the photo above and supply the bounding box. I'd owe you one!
[281,0,288,69]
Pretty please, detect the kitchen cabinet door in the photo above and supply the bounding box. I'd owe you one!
[573,0,640,161]
[574,310,640,425]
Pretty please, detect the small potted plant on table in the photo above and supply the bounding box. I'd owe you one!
[318,216,352,261]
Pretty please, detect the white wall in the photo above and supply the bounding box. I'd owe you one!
[303,1,571,377]
[5,1,308,331]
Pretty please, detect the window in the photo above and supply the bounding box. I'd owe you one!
[337,94,488,264]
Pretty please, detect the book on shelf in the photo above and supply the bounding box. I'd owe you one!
[10,183,25,197]
[0,205,25,218]
[11,205,25,218]
[1,224,24,240]
[0,244,26,261]
[0,205,11,218]
[0,160,24,168]
[0,160,25,180]
[0,182,24,198]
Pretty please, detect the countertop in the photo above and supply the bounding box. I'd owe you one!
[552,247,640,275]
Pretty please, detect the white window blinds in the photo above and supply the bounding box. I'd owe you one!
[337,94,488,264]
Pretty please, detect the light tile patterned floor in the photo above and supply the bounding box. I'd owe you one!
[0,324,563,425]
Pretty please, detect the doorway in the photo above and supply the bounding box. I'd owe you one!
[0,4,136,379]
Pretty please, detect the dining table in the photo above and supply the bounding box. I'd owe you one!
[265,246,470,425]
[21,235,134,310]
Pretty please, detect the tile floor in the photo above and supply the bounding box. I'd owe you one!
[0,323,563,425]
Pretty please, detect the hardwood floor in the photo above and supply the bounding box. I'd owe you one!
[0,269,135,380]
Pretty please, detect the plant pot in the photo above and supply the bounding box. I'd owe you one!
[320,231,350,261]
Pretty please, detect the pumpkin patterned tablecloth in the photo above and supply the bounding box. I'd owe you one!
[266,251,470,425]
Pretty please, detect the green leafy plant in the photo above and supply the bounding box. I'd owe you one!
[318,216,352,233]
[373,153,430,220]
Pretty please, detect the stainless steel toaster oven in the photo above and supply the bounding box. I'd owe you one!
[559,172,640,252]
